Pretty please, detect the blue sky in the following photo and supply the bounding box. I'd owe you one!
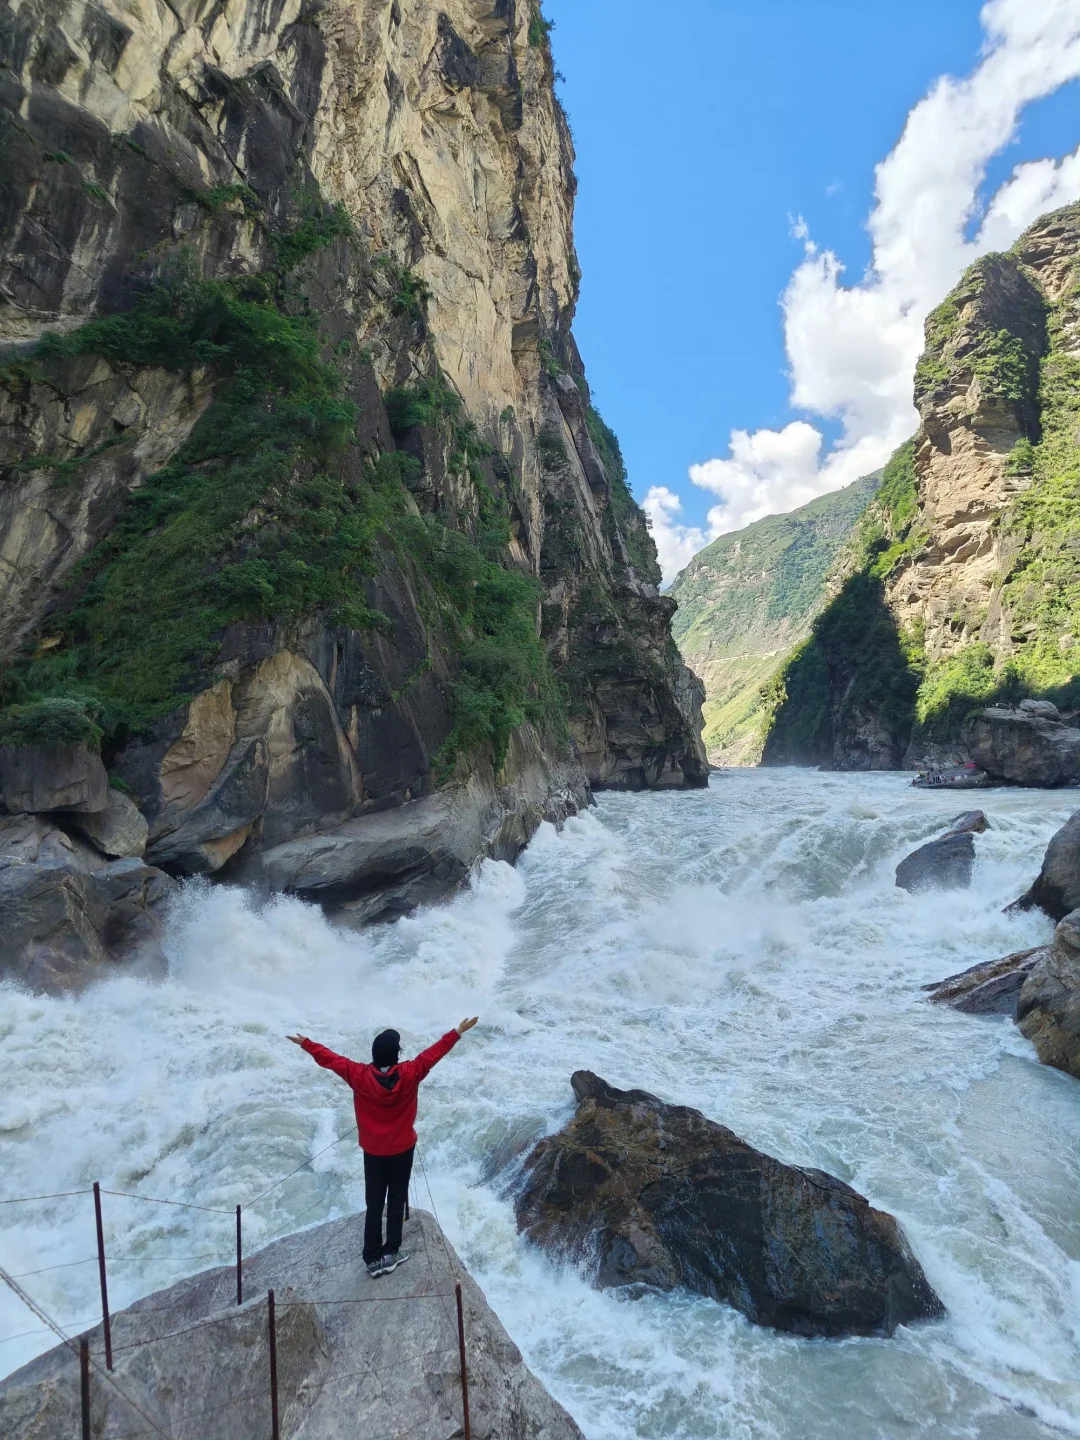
[543,0,1080,578]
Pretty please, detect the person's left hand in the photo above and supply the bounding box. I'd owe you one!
[456,1017,479,1035]
[286,1034,310,1046]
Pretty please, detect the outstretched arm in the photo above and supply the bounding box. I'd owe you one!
[287,1035,358,1085]
[408,1017,479,1082]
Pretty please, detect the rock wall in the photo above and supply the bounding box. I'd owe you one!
[762,201,1080,770]
[0,0,706,971]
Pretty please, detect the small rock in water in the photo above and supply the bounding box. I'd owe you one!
[947,809,988,835]
[515,1071,944,1338]
[895,831,975,893]
[924,947,1046,1017]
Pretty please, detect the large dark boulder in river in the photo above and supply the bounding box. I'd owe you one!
[962,701,1080,786]
[1017,909,1080,1079]
[895,811,986,893]
[515,1071,944,1338]
[1011,808,1080,919]
[924,947,1047,1017]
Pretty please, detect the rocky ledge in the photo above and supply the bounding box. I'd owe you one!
[922,806,1080,1081]
[926,910,1080,1080]
[0,812,175,994]
[514,1071,943,1338]
[961,701,1080,787]
[1011,806,1080,919]
[0,1210,583,1440]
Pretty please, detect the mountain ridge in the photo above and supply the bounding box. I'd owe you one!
[670,474,880,764]
[761,200,1080,770]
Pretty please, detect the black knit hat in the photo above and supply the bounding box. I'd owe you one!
[371,1029,401,1067]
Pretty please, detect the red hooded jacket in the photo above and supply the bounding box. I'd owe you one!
[301,1030,460,1156]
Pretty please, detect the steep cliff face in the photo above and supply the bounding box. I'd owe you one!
[671,473,879,766]
[0,0,706,953]
[762,201,1080,770]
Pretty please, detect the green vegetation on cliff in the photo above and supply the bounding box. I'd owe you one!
[585,405,660,582]
[0,224,564,773]
[670,473,880,763]
[905,230,1080,735]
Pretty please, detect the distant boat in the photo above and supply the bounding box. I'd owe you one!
[912,763,993,790]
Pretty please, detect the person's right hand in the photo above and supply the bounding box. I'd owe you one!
[286,1034,310,1046]
[456,1016,479,1035]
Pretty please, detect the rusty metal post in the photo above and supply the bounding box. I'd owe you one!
[455,1282,471,1440]
[92,1183,112,1370]
[80,1335,91,1440]
[268,1290,280,1440]
[235,1206,243,1306]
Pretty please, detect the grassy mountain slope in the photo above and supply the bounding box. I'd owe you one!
[670,473,880,763]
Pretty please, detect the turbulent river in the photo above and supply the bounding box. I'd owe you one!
[3,770,1080,1438]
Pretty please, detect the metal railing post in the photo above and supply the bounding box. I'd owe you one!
[92,1183,113,1370]
[236,1206,242,1306]
[268,1289,280,1440]
[455,1281,472,1440]
[80,1334,91,1440]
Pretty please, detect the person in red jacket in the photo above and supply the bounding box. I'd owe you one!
[287,1017,478,1277]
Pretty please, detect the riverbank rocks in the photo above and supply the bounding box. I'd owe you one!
[0,815,175,993]
[962,701,1080,786]
[0,1210,585,1440]
[1011,808,1080,919]
[515,1071,944,1338]
[895,811,986,893]
[0,742,108,813]
[925,911,1080,1078]
[61,789,149,858]
[227,725,587,925]
[924,947,1047,1016]
[1016,909,1080,1079]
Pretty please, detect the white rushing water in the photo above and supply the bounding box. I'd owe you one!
[2,769,1079,1438]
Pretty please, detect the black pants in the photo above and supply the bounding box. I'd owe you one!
[362,1146,414,1264]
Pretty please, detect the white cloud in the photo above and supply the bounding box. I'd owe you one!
[689,422,823,534]
[661,0,1080,584]
[641,486,711,581]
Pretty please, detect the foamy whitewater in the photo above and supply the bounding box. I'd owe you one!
[2,770,1079,1438]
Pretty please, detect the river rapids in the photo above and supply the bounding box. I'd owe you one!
[2,769,1079,1438]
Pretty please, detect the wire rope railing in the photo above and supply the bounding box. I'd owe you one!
[0,1135,475,1439]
